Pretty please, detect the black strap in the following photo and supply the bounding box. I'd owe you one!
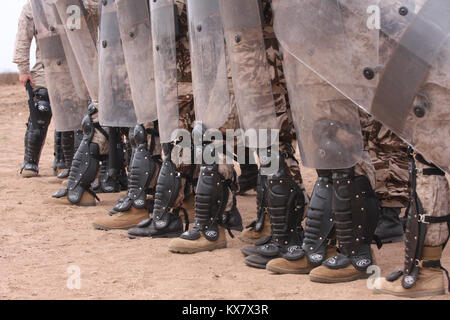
[423,214,450,224]
[93,123,109,140]
[415,154,445,176]
[80,183,100,202]
[178,207,189,232]
[372,235,383,250]
[420,168,445,176]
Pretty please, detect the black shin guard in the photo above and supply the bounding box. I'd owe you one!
[21,88,52,173]
[53,131,66,173]
[237,147,258,195]
[65,110,101,204]
[95,127,127,193]
[61,131,75,168]
[323,168,381,271]
[244,170,269,232]
[113,125,161,213]
[286,170,335,265]
[181,164,242,242]
[256,161,305,259]
[146,159,185,238]
[56,131,75,179]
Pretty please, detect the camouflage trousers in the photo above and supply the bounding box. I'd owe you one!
[90,112,109,156]
[415,160,450,247]
[360,113,410,208]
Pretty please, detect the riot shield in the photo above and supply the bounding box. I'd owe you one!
[116,0,158,124]
[283,51,363,169]
[187,0,230,130]
[219,0,277,146]
[272,0,450,173]
[150,0,179,143]
[98,0,137,127]
[30,0,88,131]
[54,0,99,103]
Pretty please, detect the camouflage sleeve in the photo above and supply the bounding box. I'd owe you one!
[13,3,35,75]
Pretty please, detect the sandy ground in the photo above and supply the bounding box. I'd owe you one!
[0,83,449,300]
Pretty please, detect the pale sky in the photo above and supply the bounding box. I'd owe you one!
[0,0,36,73]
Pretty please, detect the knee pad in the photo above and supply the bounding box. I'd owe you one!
[34,88,52,127]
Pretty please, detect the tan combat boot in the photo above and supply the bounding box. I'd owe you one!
[239,215,271,244]
[267,246,337,275]
[239,170,270,244]
[22,169,38,178]
[168,226,227,254]
[309,247,377,283]
[373,246,447,298]
[49,189,97,206]
[92,207,149,230]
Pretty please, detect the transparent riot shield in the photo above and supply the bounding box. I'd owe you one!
[219,0,277,147]
[150,0,179,143]
[187,0,230,130]
[98,0,137,127]
[272,0,449,173]
[283,52,363,169]
[54,0,99,103]
[116,0,158,124]
[30,0,88,131]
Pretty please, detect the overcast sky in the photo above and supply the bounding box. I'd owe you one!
[0,0,36,73]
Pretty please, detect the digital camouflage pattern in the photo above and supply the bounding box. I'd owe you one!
[13,3,46,89]
[361,114,410,208]
[415,160,450,247]
[13,1,99,90]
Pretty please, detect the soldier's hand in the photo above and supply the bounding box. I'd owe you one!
[19,74,33,87]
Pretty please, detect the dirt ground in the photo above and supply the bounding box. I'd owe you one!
[0,83,449,300]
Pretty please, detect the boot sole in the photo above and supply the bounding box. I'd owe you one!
[76,201,96,207]
[47,197,96,207]
[245,260,267,269]
[310,272,370,284]
[152,232,182,239]
[169,242,227,254]
[238,236,259,245]
[266,264,313,275]
[22,173,38,178]
[373,288,445,298]
[92,223,137,231]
